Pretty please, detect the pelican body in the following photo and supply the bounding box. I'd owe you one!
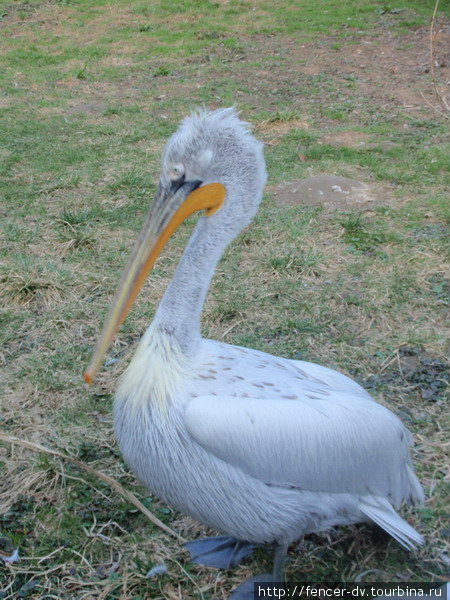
[85,109,424,596]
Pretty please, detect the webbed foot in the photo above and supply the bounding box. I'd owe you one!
[184,536,256,568]
[229,541,288,599]
[230,574,275,599]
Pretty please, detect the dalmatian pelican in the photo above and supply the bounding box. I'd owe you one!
[84,108,424,598]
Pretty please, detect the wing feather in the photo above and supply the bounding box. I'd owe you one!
[184,391,419,506]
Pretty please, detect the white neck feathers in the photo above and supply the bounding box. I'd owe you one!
[117,324,190,413]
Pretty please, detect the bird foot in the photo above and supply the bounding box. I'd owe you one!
[230,574,277,599]
[184,536,256,569]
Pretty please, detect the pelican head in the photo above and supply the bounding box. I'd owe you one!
[161,108,267,231]
[84,108,266,383]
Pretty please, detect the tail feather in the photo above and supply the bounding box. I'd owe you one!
[406,464,425,505]
[360,497,424,551]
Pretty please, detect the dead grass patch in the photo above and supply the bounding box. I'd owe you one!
[0,258,67,308]
[257,118,310,136]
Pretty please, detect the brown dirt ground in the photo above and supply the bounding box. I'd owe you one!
[237,19,449,119]
[267,175,393,211]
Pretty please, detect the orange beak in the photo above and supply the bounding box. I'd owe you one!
[84,181,226,383]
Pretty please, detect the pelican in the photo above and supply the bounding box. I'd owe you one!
[84,108,424,598]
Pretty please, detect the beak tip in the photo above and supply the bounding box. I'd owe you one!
[83,371,92,384]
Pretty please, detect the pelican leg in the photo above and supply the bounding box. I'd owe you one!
[229,542,288,600]
[272,541,287,581]
[184,536,256,568]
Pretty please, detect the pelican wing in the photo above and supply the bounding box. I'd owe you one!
[184,390,418,505]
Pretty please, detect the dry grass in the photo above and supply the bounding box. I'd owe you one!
[0,433,184,541]
[0,257,67,308]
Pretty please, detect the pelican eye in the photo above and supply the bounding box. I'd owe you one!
[170,163,185,180]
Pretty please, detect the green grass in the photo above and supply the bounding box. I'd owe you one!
[0,0,449,598]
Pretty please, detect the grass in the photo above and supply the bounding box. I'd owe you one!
[0,0,449,598]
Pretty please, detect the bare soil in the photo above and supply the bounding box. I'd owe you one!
[268,175,392,211]
[287,21,449,113]
[229,19,450,128]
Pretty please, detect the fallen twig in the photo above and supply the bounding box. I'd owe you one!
[419,91,449,120]
[0,432,186,543]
